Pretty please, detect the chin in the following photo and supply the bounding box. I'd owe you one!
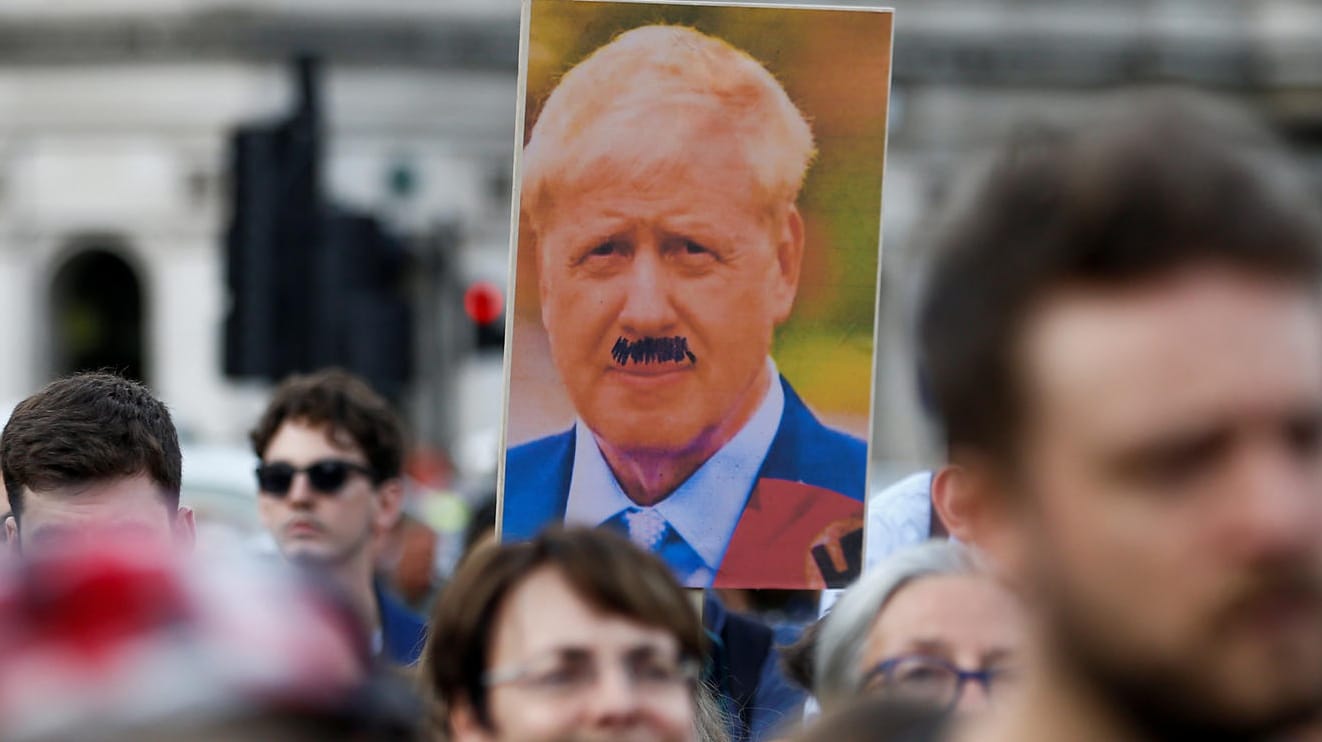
[597,426,708,458]
[282,545,336,567]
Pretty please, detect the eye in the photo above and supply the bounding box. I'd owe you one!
[669,238,719,269]
[586,240,623,258]
[1286,413,1322,458]
[573,239,632,272]
[633,658,677,683]
[985,665,1019,687]
[897,665,947,683]
[538,668,577,685]
[1119,431,1227,493]
[527,654,597,689]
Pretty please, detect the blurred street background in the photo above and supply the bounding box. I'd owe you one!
[1,0,1321,568]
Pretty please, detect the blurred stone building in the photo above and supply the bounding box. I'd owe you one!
[0,0,1318,489]
[869,0,1322,481]
[0,0,519,474]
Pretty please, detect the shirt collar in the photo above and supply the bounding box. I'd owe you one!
[565,359,785,573]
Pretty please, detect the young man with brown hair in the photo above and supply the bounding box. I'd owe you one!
[920,93,1322,741]
[2,371,193,555]
[422,527,706,742]
[251,367,425,666]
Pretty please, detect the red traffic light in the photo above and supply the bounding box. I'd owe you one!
[464,281,504,326]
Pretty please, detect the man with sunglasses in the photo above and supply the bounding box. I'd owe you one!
[250,368,426,666]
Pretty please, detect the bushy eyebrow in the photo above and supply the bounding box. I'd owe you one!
[898,638,953,660]
[981,648,1015,666]
[532,641,673,663]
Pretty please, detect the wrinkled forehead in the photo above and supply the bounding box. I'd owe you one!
[523,101,780,227]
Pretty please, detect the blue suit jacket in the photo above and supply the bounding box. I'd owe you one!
[503,376,867,588]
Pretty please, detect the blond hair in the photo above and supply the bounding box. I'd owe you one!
[521,24,815,231]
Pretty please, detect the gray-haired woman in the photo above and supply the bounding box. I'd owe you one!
[813,540,1025,715]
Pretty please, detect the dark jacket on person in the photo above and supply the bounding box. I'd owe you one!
[375,579,427,666]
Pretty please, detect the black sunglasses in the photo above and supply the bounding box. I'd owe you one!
[256,459,376,496]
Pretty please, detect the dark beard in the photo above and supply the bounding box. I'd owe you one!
[1046,584,1322,742]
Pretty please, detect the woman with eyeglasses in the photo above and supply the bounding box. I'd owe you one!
[811,540,1025,717]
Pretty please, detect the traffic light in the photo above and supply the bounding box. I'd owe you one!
[317,210,414,401]
[223,56,320,380]
[463,281,505,353]
[223,56,413,401]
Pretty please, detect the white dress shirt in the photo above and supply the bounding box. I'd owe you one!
[865,469,936,570]
[564,359,785,582]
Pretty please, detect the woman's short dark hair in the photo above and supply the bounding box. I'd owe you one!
[421,526,705,731]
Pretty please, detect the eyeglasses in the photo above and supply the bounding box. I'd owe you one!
[862,654,1015,710]
[255,459,376,496]
[484,649,700,698]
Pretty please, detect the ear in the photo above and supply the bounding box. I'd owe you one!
[374,478,406,534]
[771,203,805,325]
[4,515,18,557]
[449,697,496,742]
[523,214,553,332]
[930,465,975,542]
[946,455,1031,587]
[173,506,196,552]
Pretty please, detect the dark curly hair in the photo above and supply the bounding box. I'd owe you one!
[249,368,406,482]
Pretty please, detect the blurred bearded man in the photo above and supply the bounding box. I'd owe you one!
[919,93,1322,741]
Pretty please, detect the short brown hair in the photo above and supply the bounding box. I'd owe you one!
[422,527,705,731]
[249,368,405,482]
[2,372,182,523]
[917,92,1322,461]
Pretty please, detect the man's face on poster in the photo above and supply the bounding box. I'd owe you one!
[534,119,803,456]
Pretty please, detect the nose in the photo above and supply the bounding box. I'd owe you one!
[285,472,317,508]
[1224,442,1321,565]
[583,664,645,729]
[953,678,993,714]
[617,244,678,337]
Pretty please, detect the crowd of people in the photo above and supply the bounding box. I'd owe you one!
[3,39,1322,742]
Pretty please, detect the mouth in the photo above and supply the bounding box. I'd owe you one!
[1245,592,1319,627]
[608,363,693,378]
[284,520,324,538]
[1226,584,1322,637]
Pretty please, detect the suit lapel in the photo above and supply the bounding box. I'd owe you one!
[500,429,576,540]
[713,377,866,588]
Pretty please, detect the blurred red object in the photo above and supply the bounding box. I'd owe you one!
[463,280,504,326]
[406,447,453,490]
[14,546,190,664]
[0,538,370,740]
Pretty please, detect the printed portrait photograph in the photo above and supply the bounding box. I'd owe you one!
[500,0,893,589]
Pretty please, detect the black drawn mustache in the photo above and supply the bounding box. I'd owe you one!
[611,336,697,366]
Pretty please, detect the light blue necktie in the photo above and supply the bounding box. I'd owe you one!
[602,506,711,586]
